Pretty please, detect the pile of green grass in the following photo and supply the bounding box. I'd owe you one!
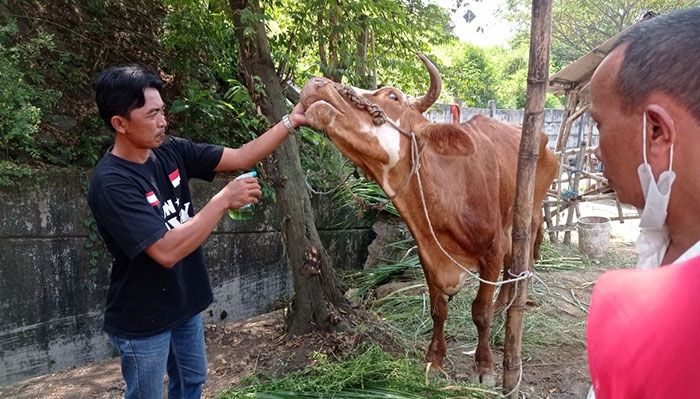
[218,344,499,399]
[364,240,590,354]
[220,239,597,398]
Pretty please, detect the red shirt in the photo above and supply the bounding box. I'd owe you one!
[587,256,700,398]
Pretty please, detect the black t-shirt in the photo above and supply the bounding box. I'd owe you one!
[87,136,224,338]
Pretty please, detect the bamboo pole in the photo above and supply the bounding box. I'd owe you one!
[555,91,579,152]
[543,202,556,242]
[615,194,626,223]
[577,193,618,202]
[503,1,552,396]
[555,146,596,157]
[561,165,607,183]
[580,184,613,196]
[553,95,573,242]
[585,115,595,190]
[554,157,562,242]
[564,140,587,244]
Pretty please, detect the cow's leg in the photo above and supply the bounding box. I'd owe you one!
[532,214,544,262]
[493,251,513,312]
[496,216,542,311]
[472,265,500,385]
[425,281,448,371]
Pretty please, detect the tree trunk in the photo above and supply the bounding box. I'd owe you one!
[230,0,353,335]
[317,11,328,75]
[355,16,371,88]
[326,0,343,82]
[502,0,552,397]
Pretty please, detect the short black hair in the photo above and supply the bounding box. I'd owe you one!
[612,7,700,120]
[93,65,163,132]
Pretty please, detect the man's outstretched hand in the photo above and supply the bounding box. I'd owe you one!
[289,102,309,129]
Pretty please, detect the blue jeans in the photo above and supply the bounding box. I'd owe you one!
[109,314,207,399]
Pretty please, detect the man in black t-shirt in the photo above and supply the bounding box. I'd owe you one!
[87,65,307,399]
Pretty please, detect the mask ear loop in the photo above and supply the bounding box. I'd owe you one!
[642,112,649,164]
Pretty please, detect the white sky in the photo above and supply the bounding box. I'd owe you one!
[434,0,517,47]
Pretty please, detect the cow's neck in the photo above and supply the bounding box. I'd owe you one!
[379,147,437,239]
[367,135,417,201]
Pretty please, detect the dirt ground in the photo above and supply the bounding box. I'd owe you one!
[0,202,639,399]
[0,311,377,399]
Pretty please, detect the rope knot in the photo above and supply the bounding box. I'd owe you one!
[333,83,387,126]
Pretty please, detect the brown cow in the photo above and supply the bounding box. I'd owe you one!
[300,55,558,384]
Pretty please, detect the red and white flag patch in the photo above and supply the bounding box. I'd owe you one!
[169,168,181,188]
[145,191,160,206]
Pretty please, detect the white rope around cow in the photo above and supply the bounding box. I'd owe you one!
[405,129,533,288]
[334,82,532,288]
[336,82,529,397]
[401,127,527,397]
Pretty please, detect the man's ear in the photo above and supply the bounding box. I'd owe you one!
[111,115,128,135]
[419,123,475,157]
[644,104,675,165]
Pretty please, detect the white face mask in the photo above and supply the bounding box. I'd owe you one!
[635,113,676,269]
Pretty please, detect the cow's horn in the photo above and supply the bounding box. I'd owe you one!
[412,54,442,113]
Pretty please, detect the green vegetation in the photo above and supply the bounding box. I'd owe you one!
[0,160,44,189]
[298,127,353,195]
[331,177,399,222]
[219,344,499,399]
[4,0,693,179]
[504,0,700,67]
[0,20,61,163]
[346,237,595,352]
[220,236,611,397]
[267,0,454,90]
[161,0,268,148]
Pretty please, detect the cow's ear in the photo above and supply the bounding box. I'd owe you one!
[419,123,475,157]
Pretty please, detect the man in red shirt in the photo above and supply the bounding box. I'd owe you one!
[588,257,700,398]
[587,7,700,398]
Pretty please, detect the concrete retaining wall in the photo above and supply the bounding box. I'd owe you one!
[425,104,598,149]
[0,170,374,386]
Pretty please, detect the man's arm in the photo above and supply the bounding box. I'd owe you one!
[147,104,308,267]
[145,176,261,268]
[215,103,308,172]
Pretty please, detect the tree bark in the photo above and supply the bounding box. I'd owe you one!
[355,16,370,88]
[503,0,552,397]
[230,0,352,335]
[317,11,328,74]
[326,0,343,82]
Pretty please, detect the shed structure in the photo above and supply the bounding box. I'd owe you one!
[545,16,654,243]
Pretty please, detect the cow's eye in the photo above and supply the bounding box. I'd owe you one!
[387,92,399,101]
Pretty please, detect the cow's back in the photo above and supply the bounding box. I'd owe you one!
[460,114,555,226]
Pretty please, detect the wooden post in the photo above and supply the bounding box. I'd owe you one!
[555,91,579,152]
[554,149,565,243]
[615,194,626,223]
[585,114,595,190]
[489,99,497,118]
[563,140,587,244]
[503,0,552,397]
[543,201,556,242]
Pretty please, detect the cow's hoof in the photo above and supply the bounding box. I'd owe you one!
[424,362,451,385]
[479,373,497,387]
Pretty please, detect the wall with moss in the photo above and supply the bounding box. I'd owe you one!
[0,169,373,386]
